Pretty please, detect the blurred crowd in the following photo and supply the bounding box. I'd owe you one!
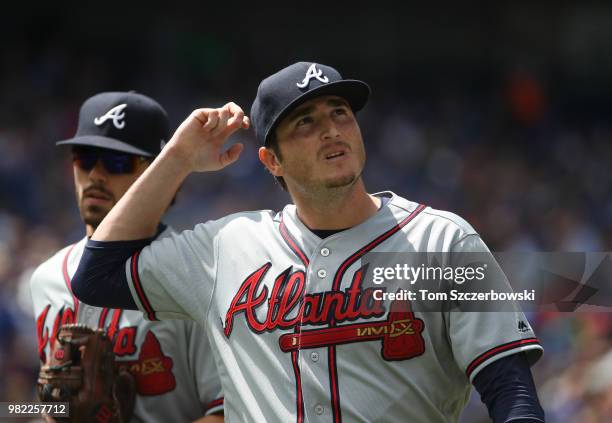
[2,4,612,421]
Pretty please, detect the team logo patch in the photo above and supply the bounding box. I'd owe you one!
[94,104,127,129]
[296,63,329,89]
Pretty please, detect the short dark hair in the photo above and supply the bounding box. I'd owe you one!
[266,133,287,191]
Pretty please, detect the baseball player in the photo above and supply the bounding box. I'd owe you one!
[72,64,545,422]
[30,92,223,422]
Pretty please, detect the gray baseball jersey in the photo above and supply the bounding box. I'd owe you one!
[124,192,542,422]
[30,229,223,423]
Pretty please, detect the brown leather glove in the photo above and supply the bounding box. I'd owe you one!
[38,324,136,423]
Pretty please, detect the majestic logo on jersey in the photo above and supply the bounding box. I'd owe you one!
[224,263,426,361]
[94,103,127,129]
[296,63,329,89]
[517,320,530,333]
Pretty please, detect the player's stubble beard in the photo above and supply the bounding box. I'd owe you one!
[317,139,366,195]
[285,148,367,207]
[76,185,115,230]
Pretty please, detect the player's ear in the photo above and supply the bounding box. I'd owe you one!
[258,147,283,177]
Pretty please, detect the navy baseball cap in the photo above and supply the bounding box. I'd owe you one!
[251,62,371,145]
[56,91,170,157]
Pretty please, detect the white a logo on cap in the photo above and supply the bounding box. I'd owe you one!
[94,104,127,129]
[296,63,329,88]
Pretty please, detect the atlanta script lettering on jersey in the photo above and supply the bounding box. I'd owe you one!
[36,305,75,363]
[224,262,426,361]
[36,306,136,361]
[36,306,176,395]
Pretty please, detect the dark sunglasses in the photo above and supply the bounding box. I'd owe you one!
[72,147,149,174]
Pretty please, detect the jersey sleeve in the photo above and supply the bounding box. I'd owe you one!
[473,353,545,422]
[446,234,543,382]
[185,322,224,416]
[126,221,222,323]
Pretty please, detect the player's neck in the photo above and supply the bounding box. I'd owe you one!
[291,180,380,230]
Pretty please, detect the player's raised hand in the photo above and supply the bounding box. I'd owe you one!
[167,102,250,172]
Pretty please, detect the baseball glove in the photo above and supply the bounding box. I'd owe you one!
[37,324,135,423]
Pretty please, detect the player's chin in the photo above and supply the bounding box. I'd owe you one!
[323,173,358,189]
[82,206,111,228]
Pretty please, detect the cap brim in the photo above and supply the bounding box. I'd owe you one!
[264,79,371,145]
[56,136,154,157]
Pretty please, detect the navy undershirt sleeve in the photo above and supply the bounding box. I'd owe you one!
[473,353,545,423]
[72,238,152,310]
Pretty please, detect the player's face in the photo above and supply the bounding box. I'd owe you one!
[272,95,366,193]
[72,147,150,236]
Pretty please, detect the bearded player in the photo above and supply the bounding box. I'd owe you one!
[72,64,545,422]
[30,92,223,422]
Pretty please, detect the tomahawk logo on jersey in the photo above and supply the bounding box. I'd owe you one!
[125,194,543,422]
[31,235,224,422]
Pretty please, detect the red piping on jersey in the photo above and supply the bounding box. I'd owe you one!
[291,348,304,422]
[466,337,541,379]
[205,397,224,412]
[98,308,110,329]
[130,250,157,321]
[280,216,310,267]
[328,203,426,423]
[331,204,427,291]
[279,215,308,423]
[62,244,79,317]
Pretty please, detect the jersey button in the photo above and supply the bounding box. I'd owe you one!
[317,269,327,278]
[320,247,330,257]
[314,404,324,415]
[310,351,319,362]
